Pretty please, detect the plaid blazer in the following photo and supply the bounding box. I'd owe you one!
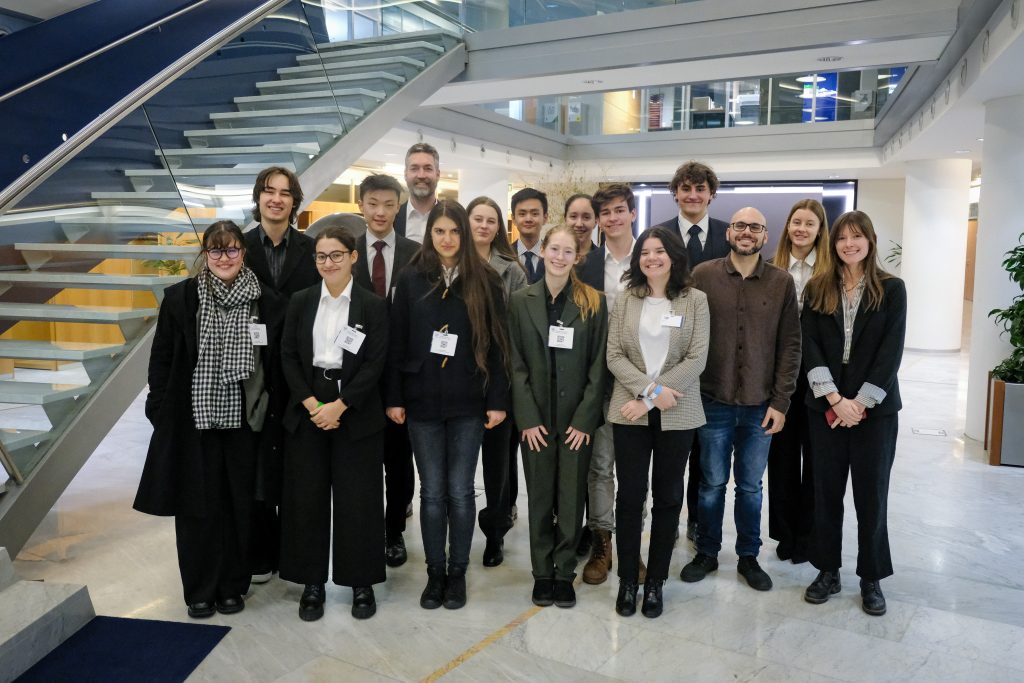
[607,287,710,431]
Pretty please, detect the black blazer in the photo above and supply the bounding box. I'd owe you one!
[577,244,606,291]
[652,216,730,265]
[244,225,320,297]
[353,231,419,300]
[134,276,284,517]
[386,267,510,421]
[511,239,544,283]
[280,282,388,439]
[393,201,408,238]
[801,277,907,417]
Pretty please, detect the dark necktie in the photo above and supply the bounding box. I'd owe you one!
[687,225,704,267]
[524,251,537,283]
[372,240,387,297]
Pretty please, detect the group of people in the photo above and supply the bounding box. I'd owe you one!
[135,147,906,624]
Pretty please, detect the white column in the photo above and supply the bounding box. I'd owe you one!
[965,94,1024,440]
[455,168,510,215]
[900,158,972,350]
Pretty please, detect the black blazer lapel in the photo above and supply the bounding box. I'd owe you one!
[278,227,306,288]
[525,283,550,345]
[244,229,273,287]
[353,235,373,291]
[183,278,200,365]
[394,202,408,238]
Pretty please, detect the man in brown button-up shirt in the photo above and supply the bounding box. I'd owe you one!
[679,206,801,593]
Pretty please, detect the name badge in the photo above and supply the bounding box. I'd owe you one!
[548,325,574,349]
[248,323,268,346]
[430,330,458,356]
[335,325,365,353]
[661,313,683,328]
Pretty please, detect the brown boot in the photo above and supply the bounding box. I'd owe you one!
[582,530,613,584]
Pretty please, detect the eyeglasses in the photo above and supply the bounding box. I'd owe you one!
[206,247,241,260]
[729,221,766,234]
[314,251,351,264]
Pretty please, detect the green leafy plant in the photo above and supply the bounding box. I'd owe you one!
[884,240,901,268]
[989,232,1024,382]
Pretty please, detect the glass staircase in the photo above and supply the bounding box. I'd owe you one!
[0,0,464,554]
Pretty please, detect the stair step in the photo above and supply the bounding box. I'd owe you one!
[184,124,343,149]
[314,28,456,50]
[56,215,213,228]
[0,340,124,362]
[158,143,319,168]
[277,55,424,80]
[16,243,200,258]
[256,71,404,96]
[0,580,94,681]
[0,428,52,452]
[298,40,443,64]
[124,165,296,191]
[0,303,158,323]
[234,88,384,113]
[0,271,183,290]
[209,106,362,130]
[0,381,92,405]
[91,192,185,208]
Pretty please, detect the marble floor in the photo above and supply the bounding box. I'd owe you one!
[10,345,1024,682]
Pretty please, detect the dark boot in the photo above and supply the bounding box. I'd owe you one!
[615,580,638,617]
[443,566,467,609]
[641,579,664,618]
[420,565,446,609]
[804,570,841,604]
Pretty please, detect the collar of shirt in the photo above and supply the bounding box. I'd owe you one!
[441,264,459,287]
[369,229,396,251]
[604,238,635,266]
[258,224,289,248]
[319,277,353,308]
[788,248,816,271]
[676,212,710,244]
[407,201,432,221]
[724,253,767,279]
[516,240,542,259]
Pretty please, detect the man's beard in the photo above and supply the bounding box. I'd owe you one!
[410,183,435,199]
[728,239,764,257]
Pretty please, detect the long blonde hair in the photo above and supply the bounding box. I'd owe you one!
[804,210,891,315]
[542,225,601,320]
[771,199,832,278]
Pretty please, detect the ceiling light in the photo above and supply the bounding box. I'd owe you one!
[582,79,603,85]
[817,56,844,62]
[977,137,984,141]
[734,120,755,125]
[796,75,824,83]
[954,149,970,154]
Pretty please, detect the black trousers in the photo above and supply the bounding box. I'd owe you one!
[175,428,255,605]
[248,501,279,574]
[384,418,415,539]
[614,411,694,583]
[478,418,516,539]
[684,438,701,524]
[279,417,386,587]
[767,374,814,552]
[808,410,898,581]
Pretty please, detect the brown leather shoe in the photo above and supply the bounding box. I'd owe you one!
[582,529,613,584]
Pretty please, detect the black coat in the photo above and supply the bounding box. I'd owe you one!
[134,276,285,517]
[243,225,320,298]
[280,282,389,439]
[801,277,906,416]
[386,268,510,421]
[652,216,731,265]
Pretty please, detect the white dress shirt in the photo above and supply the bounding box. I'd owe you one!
[312,278,353,369]
[787,248,817,310]
[365,229,397,293]
[405,202,430,244]
[639,296,671,382]
[677,213,710,250]
[515,239,543,268]
[603,238,635,313]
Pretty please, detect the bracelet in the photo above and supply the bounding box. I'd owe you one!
[828,397,840,407]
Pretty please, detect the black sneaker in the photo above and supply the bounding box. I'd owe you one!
[737,556,773,591]
[187,601,215,619]
[532,578,554,606]
[860,579,887,616]
[420,567,446,610]
[804,570,841,604]
[680,553,718,583]
[443,569,467,610]
[553,580,576,608]
[299,584,326,621]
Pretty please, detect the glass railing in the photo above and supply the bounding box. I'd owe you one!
[0,0,462,485]
[479,67,908,136]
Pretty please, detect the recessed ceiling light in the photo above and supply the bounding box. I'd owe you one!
[977,137,984,141]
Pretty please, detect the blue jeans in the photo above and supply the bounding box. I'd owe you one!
[696,399,773,558]
[408,417,485,572]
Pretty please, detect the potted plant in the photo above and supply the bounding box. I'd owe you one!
[986,232,1024,465]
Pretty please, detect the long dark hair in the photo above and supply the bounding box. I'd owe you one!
[196,220,245,276]
[804,210,891,315]
[622,226,693,299]
[411,199,510,381]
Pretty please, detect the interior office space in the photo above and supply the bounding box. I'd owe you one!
[2,1,1024,681]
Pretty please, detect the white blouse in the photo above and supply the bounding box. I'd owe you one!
[312,279,353,369]
[639,296,671,382]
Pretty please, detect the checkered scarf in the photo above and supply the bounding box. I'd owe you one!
[191,267,262,430]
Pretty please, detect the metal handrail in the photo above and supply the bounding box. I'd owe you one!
[0,0,289,217]
[0,0,213,105]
